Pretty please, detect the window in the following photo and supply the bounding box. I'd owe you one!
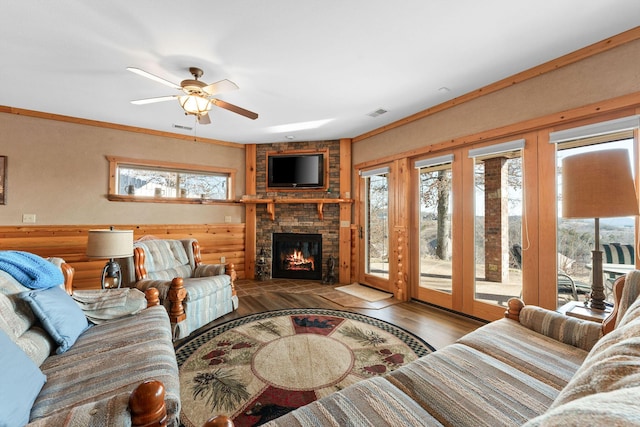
[551,115,639,308]
[107,156,235,202]
[555,134,635,307]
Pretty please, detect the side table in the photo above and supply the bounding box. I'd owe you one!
[558,300,611,323]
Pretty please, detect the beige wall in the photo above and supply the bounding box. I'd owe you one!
[3,36,639,227]
[352,39,640,165]
[0,114,246,225]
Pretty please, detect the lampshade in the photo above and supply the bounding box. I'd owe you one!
[86,229,134,259]
[178,95,212,116]
[562,149,639,219]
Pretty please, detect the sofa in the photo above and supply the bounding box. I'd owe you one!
[0,252,180,427]
[127,238,238,340]
[201,272,640,427]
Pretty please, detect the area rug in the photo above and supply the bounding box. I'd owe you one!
[176,308,434,427]
[335,283,393,302]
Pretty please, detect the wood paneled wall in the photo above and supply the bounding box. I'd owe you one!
[0,224,246,290]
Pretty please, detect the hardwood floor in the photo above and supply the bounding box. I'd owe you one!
[179,279,486,350]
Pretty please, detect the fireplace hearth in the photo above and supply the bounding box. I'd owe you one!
[272,233,322,280]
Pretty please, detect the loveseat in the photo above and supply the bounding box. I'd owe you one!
[0,252,180,427]
[204,272,640,427]
[127,238,238,340]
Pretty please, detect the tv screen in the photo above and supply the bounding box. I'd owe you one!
[268,153,324,188]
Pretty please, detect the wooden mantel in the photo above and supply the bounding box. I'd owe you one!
[240,198,353,220]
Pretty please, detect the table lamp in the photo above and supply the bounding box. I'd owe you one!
[562,149,639,310]
[86,227,134,289]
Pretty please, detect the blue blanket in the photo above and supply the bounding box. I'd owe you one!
[0,251,64,289]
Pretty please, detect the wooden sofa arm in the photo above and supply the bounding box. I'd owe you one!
[602,275,626,335]
[226,262,237,298]
[168,277,188,324]
[504,297,525,321]
[130,380,168,427]
[62,262,75,295]
[203,415,234,427]
[145,287,161,307]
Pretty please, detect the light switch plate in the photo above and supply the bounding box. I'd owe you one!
[22,214,36,223]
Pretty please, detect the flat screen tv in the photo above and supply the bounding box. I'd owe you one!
[267,153,325,188]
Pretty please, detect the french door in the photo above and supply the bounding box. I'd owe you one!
[413,155,456,308]
[359,164,395,292]
[412,140,527,320]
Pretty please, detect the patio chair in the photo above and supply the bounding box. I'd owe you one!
[601,243,635,297]
[510,244,590,302]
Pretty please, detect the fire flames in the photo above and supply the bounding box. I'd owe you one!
[283,249,315,271]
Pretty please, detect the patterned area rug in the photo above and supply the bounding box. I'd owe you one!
[176,308,434,427]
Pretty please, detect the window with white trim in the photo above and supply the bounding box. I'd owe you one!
[552,116,638,308]
[107,156,235,202]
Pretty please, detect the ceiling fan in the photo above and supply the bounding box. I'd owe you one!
[128,66,258,124]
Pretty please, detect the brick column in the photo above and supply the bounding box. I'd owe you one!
[484,157,509,283]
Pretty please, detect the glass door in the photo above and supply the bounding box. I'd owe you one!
[359,166,393,291]
[471,141,524,308]
[414,155,454,306]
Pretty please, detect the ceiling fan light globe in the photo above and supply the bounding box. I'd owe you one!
[178,95,212,115]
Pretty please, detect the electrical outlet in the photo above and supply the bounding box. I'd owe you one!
[224,215,232,223]
[22,214,36,223]
[220,256,226,263]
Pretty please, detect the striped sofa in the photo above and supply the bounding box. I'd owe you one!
[129,238,238,340]
[261,273,640,427]
[0,257,180,426]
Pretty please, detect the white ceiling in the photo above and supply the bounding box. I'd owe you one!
[1,2,639,144]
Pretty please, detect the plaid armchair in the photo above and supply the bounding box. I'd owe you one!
[130,238,238,339]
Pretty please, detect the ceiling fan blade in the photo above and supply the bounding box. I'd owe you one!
[202,79,239,96]
[130,95,177,105]
[127,67,181,90]
[198,113,211,125]
[212,99,259,120]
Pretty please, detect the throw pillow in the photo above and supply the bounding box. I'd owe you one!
[550,305,640,409]
[525,386,640,426]
[20,286,89,354]
[616,296,640,329]
[614,270,640,328]
[0,329,46,427]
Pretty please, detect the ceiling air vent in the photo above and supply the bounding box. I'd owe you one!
[172,124,193,131]
[367,108,388,118]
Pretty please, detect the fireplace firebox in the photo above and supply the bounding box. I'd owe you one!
[272,233,322,280]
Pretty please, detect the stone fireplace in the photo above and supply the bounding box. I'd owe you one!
[254,140,342,281]
[272,233,322,280]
